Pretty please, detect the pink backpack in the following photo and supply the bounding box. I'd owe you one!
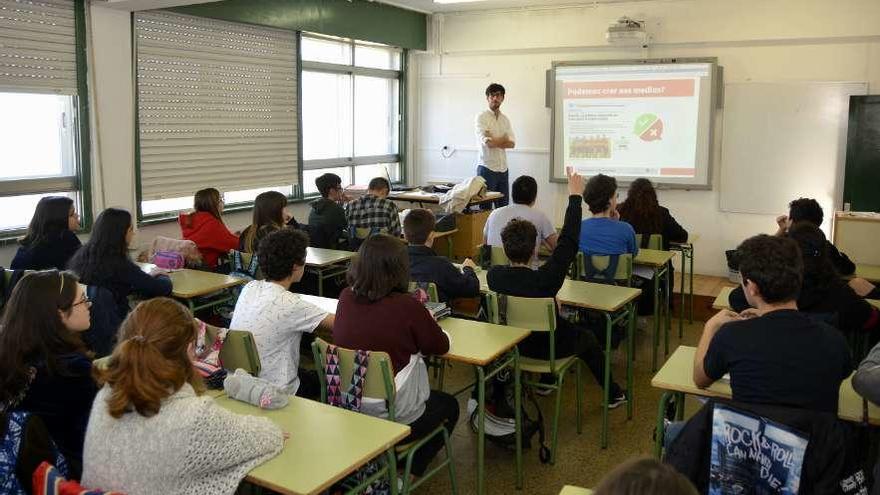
[152,250,185,270]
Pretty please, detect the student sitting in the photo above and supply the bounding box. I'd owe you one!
[239,190,298,253]
[487,171,627,406]
[345,177,402,241]
[0,270,97,479]
[579,174,638,257]
[308,173,350,249]
[853,340,880,490]
[617,178,687,250]
[178,188,239,270]
[404,208,480,303]
[694,234,852,413]
[11,196,81,270]
[68,208,171,318]
[82,298,283,495]
[483,175,557,252]
[333,234,458,480]
[594,456,698,495]
[229,229,333,398]
[775,197,855,275]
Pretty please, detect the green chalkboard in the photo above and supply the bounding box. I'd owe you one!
[844,96,880,213]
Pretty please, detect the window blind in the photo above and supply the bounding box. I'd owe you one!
[0,0,77,95]
[134,11,298,201]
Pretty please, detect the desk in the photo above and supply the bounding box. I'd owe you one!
[650,345,880,457]
[215,394,410,495]
[559,486,592,495]
[712,286,734,311]
[389,190,504,207]
[856,264,880,283]
[432,228,459,258]
[468,266,640,448]
[669,234,699,336]
[305,247,356,296]
[137,263,245,312]
[634,249,676,371]
[291,293,530,495]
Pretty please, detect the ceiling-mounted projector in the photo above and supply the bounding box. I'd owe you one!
[606,16,648,47]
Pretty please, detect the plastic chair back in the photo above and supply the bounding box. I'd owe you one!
[490,246,509,266]
[577,251,633,284]
[635,234,663,250]
[311,338,396,416]
[220,330,261,376]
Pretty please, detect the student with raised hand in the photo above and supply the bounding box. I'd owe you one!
[82,298,283,495]
[487,170,627,407]
[239,190,297,253]
[333,234,458,481]
[11,196,81,270]
[0,270,97,479]
[617,178,687,250]
[308,172,350,249]
[483,175,557,252]
[229,228,333,398]
[405,208,480,303]
[178,188,239,270]
[694,234,852,413]
[68,208,171,317]
[579,174,638,257]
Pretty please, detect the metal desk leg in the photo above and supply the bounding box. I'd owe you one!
[664,264,671,356]
[602,312,612,449]
[513,349,523,490]
[652,266,661,371]
[654,391,675,458]
[688,246,695,323]
[476,366,486,495]
[679,248,686,338]
[626,301,635,420]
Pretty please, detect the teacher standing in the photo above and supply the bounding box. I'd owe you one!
[475,83,515,208]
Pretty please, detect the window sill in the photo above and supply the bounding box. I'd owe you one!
[138,194,318,227]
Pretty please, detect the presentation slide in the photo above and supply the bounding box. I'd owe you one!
[551,61,716,188]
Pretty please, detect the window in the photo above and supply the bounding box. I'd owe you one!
[301,33,404,193]
[135,11,299,218]
[0,0,88,235]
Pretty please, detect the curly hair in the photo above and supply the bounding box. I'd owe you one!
[257,228,309,281]
[583,174,618,214]
[618,178,662,234]
[500,218,538,264]
[736,234,803,303]
[788,197,823,226]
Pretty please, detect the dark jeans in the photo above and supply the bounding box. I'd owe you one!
[477,165,509,208]
[401,391,459,476]
[518,317,623,398]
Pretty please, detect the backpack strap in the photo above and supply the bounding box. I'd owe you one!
[324,345,343,409]
[245,251,259,277]
[583,254,620,282]
[343,350,370,413]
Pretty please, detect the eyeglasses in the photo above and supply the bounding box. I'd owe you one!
[71,295,91,308]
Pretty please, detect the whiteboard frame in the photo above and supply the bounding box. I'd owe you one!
[547,57,720,190]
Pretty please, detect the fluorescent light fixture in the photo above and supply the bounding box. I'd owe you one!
[434,0,487,4]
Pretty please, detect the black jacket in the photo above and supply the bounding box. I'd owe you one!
[487,194,581,298]
[619,205,688,251]
[828,240,857,276]
[408,245,480,303]
[10,230,81,270]
[665,399,869,495]
[308,198,349,250]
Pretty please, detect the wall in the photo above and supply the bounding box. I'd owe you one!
[413,0,880,276]
[0,3,312,266]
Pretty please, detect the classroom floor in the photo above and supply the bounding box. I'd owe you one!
[416,316,707,495]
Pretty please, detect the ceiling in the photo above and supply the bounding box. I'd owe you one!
[379,0,654,14]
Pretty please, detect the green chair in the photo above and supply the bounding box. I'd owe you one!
[408,281,439,303]
[490,246,509,266]
[484,291,582,465]
[409,281,447,388]
[229,249,262,280]
[220,330,261,376]
[311,338,458,495]
[635,233,663,250]
[576,252,633,286]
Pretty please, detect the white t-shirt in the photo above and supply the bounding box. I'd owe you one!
[475,109,515,173]
[484,203,555,249]
[230,280,328,395]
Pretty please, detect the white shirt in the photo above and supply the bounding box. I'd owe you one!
[484,203,555,249]
[230,280,328,394]
[475,109,515,172]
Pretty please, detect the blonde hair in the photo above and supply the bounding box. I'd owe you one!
[96,298,204,418]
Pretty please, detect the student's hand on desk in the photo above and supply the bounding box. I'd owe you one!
[148,267,170,277]
[849,277,877,298]
[462,258,477,270]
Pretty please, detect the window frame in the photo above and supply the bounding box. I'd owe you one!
[0,0,92,242]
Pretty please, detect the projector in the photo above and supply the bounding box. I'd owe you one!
[606,17,648,47]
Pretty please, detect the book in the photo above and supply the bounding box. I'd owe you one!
[425,301,451,320]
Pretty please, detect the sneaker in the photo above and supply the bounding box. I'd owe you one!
[608,392,628,409]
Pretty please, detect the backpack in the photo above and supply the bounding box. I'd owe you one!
[152,250,185,270]
[229,251,259,295]
[469,367,551,464]
[0,412,68,495]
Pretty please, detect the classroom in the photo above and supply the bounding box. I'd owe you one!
[2,0,880,494]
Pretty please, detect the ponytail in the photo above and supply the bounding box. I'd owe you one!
[96,298,203,418]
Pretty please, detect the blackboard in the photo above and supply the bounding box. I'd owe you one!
[844,96,880,213]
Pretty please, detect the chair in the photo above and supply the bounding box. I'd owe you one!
[219,330,261,376]
[311,338,458,495]
[489,246,509,266]
[484,291,582,465]
[576,252,633,286]
[635,233,663,250]
[349,226,388,251]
